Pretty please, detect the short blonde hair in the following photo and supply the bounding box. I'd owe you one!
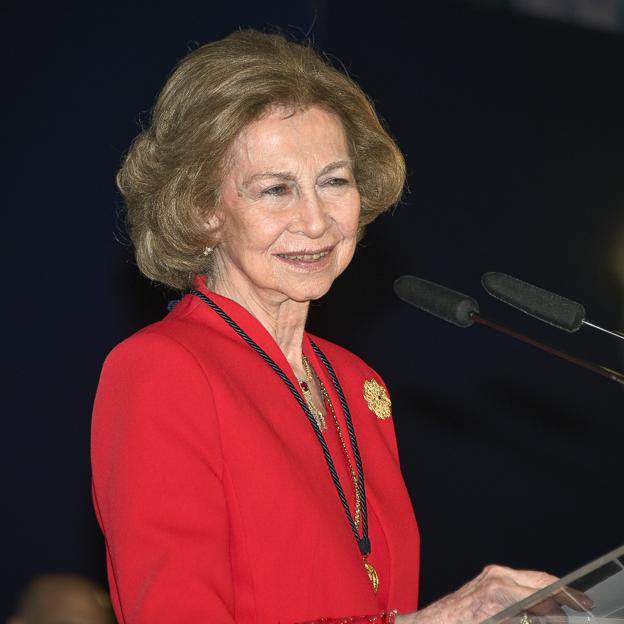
[117,30,406,290]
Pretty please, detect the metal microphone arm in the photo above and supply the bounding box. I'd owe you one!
[582,319,624,342]
[472,313,624,385]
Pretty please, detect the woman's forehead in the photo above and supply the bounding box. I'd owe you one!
[227,106,350,177]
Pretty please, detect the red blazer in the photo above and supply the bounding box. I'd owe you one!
[91,281,420,623]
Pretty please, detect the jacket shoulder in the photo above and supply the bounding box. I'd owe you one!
[101,295,224,369]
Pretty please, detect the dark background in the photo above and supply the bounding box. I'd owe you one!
[3,0,623,619]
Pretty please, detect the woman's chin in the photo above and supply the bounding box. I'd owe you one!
[280,279,335,304]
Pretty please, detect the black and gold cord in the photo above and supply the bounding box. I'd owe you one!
[189,289,371,558]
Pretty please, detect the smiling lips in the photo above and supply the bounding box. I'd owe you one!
[275,246,334,266]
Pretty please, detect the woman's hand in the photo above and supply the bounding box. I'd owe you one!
[395,565,561,624]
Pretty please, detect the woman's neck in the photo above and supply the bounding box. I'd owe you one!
[210,275,309,379]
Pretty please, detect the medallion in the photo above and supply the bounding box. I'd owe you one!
[364,558,379,593]
[363,379,392,420]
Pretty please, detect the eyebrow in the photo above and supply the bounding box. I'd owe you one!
[243,160,353,186]
[319,160,352,175]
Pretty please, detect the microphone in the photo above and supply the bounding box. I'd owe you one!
[393,275,479,328]
[482,272,624,342]
[394,274,624,385]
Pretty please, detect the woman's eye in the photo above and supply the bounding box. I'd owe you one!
[262,184,289,196]
[324,177,349,187]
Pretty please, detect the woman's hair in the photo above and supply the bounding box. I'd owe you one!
[117,29,406,290]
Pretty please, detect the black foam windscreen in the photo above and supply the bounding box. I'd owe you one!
[393,275,479,328]
[481,272,585,332]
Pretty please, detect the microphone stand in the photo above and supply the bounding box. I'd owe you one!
[472,313,624,385]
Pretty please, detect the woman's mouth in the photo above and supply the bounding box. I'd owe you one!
[275,247,334,268]
[277,250,329,261]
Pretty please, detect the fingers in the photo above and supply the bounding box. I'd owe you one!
[526,596,566,617]
[461,565,559,620]
[552,586,593,611]
[474,565,556,607]
[480,567,592,615]
[480,565,558,592]
[414,564,588,624]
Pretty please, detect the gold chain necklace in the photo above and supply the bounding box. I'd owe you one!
[299,355,327,432]
[301,355,378,592]
[315,368,361,532]
[300,355,362,529]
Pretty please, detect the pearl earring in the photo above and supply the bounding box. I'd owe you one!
[202,246,213,257]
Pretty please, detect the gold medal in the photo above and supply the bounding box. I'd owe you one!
[363,379,392,420]
[364,558,379,593]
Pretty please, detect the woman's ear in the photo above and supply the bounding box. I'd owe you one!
[205,214,223,233]
[202,204,225,242]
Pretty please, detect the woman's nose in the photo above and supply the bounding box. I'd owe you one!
[289,191,330,237]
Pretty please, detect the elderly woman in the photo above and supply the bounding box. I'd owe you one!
[92,30,555,624]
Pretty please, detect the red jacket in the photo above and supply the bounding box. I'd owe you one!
[91,281,420,623]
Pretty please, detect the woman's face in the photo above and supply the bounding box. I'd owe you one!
[211,106,361,307]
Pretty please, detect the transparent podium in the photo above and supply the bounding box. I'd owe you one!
[482,545,624,624]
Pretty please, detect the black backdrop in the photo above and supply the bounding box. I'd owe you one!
[3,1,624,619]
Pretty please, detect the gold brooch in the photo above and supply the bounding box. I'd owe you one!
[363,379,392,420]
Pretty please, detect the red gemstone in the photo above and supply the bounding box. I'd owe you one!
[300,381,309,391]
